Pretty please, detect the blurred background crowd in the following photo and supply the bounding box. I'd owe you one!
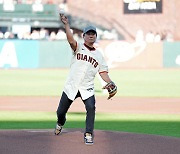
[0,0,178,42]
[0,0,180,69]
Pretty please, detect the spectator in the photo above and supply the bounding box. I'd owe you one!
[0,31,3,39]
[31,30,40,39]
[3,0,15,11]
[39,28,49,39]
[59,0,68,13]
[49,31,56,40]
[161,30,174,42]
[135,29,144,43]
[4,31,14,39]
[47,0,54,4]
[166,30,174,42]
[145,31,154,43]
[56,29,66,40]
[154,32,161,42]
[23,32,31,40]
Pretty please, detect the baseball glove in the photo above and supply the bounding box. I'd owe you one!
[103,81,117,100]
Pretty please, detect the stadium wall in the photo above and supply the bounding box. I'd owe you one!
[0,40,72,69]
[0,40,179,69]
[67,0,180,41]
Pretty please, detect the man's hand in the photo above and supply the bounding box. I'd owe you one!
[60,14,69,25]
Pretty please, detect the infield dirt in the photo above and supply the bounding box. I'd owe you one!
[0,96,180,114]
[0,96,180,154]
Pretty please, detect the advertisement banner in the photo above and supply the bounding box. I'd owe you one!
[98,40,163,68]
[123,0,163,14]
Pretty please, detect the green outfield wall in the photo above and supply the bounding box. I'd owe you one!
[38,41,72,68]
[0,40,180,69]
[0,40,72,68]
[163,42,180,67]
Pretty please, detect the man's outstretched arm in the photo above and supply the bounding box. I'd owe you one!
[60,14,77,51]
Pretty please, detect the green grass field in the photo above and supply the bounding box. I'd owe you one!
[0,69,180,138]
[1,69,180,97]
[0,111,180,138]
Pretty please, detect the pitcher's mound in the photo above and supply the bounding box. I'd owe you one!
[0,129,180,154]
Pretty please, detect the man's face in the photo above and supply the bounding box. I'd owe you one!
[84,30,97,43]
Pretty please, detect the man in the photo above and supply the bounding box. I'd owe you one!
[54,13,117,145]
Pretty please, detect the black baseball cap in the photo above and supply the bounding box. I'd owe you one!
[83,25,97,34]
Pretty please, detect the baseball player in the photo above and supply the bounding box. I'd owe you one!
[54,13,117,145]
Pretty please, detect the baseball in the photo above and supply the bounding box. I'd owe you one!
[59,9,65,16]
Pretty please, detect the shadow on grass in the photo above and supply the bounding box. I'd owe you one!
[0,120,180,138]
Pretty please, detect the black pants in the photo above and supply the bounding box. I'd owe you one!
[56,91,96,134]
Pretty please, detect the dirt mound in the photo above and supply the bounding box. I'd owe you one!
[0,129,180,154]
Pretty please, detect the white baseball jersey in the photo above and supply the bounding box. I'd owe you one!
[63,43,108,100]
